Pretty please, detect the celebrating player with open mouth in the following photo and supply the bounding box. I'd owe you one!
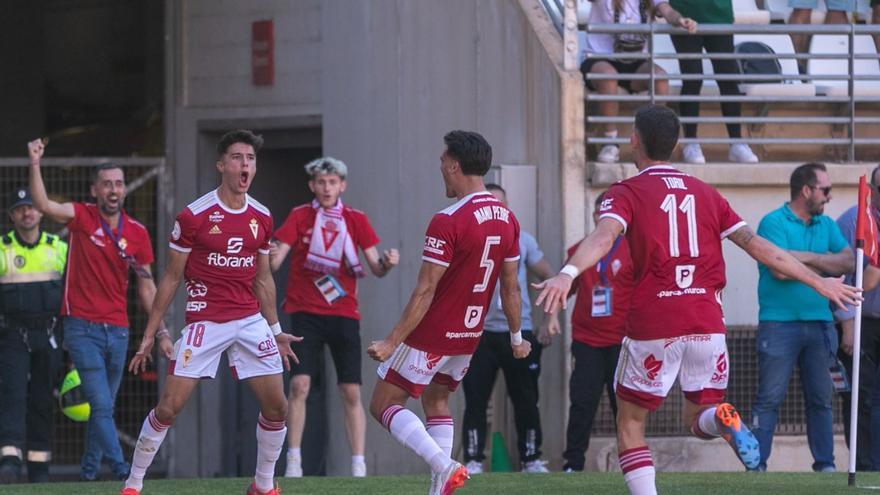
[367,131,530,495]
[121,130,299,495]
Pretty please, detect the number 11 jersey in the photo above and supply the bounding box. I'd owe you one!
[599,165,746,340]
[405,191,521,356]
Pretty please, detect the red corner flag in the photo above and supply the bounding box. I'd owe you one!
[857,175,879,266]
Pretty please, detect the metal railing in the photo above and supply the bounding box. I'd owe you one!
[555,8,880,162]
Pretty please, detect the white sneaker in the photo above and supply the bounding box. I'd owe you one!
[728,143,759,163]
[597,145,620,163]
[522,459,550,473]
[436,461,469,495]
[352,459,367,477]
[682,144,706,164]
[464,460,483,475]
[285,455,303,478]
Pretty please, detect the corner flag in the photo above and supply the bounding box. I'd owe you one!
[856,175,879,266]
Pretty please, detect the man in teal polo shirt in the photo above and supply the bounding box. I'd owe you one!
[750,162,854,472]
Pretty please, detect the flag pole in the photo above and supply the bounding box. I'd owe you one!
[849,244,865,486]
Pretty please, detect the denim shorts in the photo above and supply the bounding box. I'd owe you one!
[789,0,854,11]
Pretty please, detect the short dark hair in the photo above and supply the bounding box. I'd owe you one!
[443,130,492,176]
[217,129,264,156]
[485,183,506,195]
[789,162,827,199]
[92,162,123,184]
[871,165,880,188]
[634,105,680,162]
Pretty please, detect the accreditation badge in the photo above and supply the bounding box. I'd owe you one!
[314,274,347,305]
[591,286,612,318]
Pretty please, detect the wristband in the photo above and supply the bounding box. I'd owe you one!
[560,264,579,278]
[155,329,170,340]
[270,322,283,336]
[510,331,523,346]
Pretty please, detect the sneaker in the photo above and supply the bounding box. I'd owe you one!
[352,459,367,477]
[716,403,760,470]
[597,145,620,163]
[284,456,302,478]
[728,143,759,163]
[120,489,140,495]
[246,482,281,495]
[682,144,706,164]
[464,460,483,475]
[437,461,469,495]
[428,473,440,495]
[522,459,550,473]
[0,457,21,484]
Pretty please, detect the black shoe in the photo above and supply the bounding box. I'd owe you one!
[26,461,49,483]
[0,457,21,484]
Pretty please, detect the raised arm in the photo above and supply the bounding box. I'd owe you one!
[363,245,400,278]
[367,261,446,362]
[128,249,188,374]
[27,139,75,224]
[534,217,622,314]
[728,225,861,310]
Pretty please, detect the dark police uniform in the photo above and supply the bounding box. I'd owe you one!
[0,188,67,483]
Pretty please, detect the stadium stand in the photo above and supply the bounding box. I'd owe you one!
[808,34,880,96]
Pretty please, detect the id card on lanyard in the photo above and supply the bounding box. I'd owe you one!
[100,213,152,279]
[591,236,622,318]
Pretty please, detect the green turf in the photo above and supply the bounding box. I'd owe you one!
[5,472,880,495]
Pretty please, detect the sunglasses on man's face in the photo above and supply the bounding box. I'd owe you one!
[811,185,832,196]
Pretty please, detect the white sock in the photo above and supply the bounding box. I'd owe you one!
[125,409,171,490]
[619,447,657,495]
[382,405,450,473]
[697,407,721,437]
[255,414,287,492]
[287,447,301,462]
[352,454,365,464]
[426,416,454,458]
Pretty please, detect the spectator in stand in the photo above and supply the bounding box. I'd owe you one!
[581,0,696,163]
[750,162,854,472]
[668,0,759,164]
[873,1,880,53]
[461,183,559,475]
[836,165,880,471]
[561,191,634,473]
[789,1,854,74]
[27,139,170,482]
[270,157,399,478]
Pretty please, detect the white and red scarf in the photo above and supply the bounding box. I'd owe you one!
[305,199,365,278]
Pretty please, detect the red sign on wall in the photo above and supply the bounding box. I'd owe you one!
[252,20,274,86]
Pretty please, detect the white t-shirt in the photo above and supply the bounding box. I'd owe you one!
[585,0,666,55]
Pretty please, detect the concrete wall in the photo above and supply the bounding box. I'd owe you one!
[167,0,573,477]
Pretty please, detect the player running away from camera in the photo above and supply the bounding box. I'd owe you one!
[367,131,530,495]
[120,130,299,495]
[534,105,861,495]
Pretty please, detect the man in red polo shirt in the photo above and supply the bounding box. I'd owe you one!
[562,191,634,472]
[27,138,171,482]
[270,157,399,477]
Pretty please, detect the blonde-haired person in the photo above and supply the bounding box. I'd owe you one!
[581,0,696,163]
[270,157,399,478]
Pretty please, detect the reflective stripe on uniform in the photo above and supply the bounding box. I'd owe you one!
[0,446,22,459]
[0,271,62,284]
[26,450,51,462]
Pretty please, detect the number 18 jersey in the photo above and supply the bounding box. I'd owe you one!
[599,165,746,340]
[405,191,520,356]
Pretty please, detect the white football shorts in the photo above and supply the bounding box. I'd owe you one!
[377,343,472,398]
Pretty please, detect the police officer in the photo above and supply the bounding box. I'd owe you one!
[0,187,67,483]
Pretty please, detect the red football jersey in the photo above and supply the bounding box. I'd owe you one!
[169,191,273,324]
[599,165,745,340]
[405,191,521,356]
[274,204,380,320]
[62,203,154,327]
[568,238,633,347]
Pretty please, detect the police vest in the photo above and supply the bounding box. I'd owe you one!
[0,231,68,317]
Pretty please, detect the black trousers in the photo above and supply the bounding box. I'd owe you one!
[563,341,620,471]
[0,321,60,467]
[839,317,880,471]
[462,330,543,463]
[670,34,743,139]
